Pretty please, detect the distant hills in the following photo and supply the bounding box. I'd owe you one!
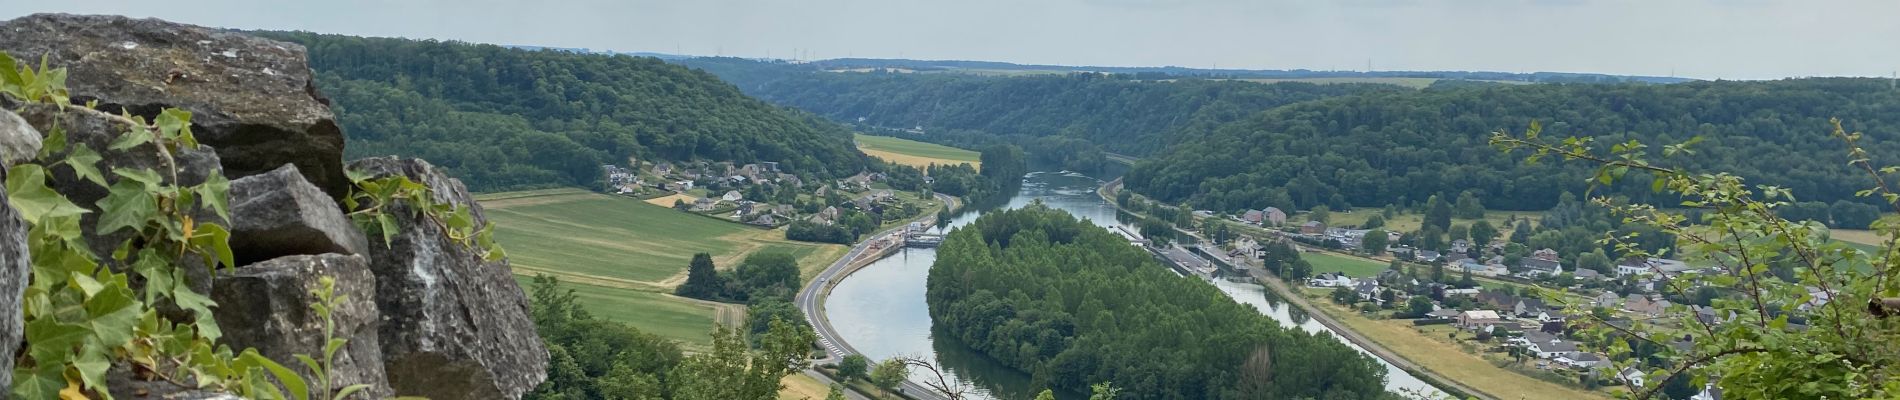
[257,32,868,192]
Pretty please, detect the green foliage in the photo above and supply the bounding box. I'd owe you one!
[3,52,400,400]
[341,170,505,261]
[1309,205,1330,224]
[525,275,685,400]
[255,32,868,193]
[836,355,869,383]
[1491,119,1900,399]
[673,253,723,299]
[867,359,906,391]
[1126,79,1900,213]
[669,320,815,400]
[926,206,1389,399]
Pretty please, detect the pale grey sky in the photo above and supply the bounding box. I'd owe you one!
[8,0,1898,79]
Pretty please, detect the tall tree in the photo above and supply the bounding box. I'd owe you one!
[1469,220,1499,248]
[675,253,722,300]
[1425,195,1453,231]
[1362,229,1389,255]
[1454,191,1486,219]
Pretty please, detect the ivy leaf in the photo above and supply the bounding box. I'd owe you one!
[85,284,141,348]
[6,164,89,224]
[196,170,231,220]
[113,168,165,191]
[173,288,221,340]
[376,213,398,247]
[72,350,112,395]
[107,125,152,151]
[61,144,108,188]
[11,364,64,400]
[156,108,196,148]
[23,317,90,364]
[190,223,236,270]
[95,178,158,236]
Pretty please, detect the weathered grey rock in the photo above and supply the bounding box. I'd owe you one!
[0,107,42,164]
[0,13,349,198]
[348,156,547,400]
[229,164,368,265]
[0,114,31,395]
[211,254,391,399]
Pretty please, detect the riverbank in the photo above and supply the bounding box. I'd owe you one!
[1098,179,1488,400]
[797,193,960,400]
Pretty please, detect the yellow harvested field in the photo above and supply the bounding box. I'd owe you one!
[779,374,833,400]
[1307,300,1616,400]
[644,193,699,207]
[861,148,979,171]
[1832,229,1887,246]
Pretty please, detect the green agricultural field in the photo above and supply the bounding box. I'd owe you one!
[854,133,982,170]
[481,189,755,283]
[511,275,724,345]
[1303,251,1389,277]
[481,188,848,345]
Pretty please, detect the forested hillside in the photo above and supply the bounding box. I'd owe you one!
[1125,79,1900,212]
[677,58,1402,160]
[259,33,868,192]
[926,206,1391,399]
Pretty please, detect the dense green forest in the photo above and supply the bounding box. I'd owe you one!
[676,58,1402,161]
[258,33,868,192]
[925,206,1391,399]
[1124,79,1900,212]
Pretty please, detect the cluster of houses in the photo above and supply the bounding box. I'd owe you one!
[601,160,911,228]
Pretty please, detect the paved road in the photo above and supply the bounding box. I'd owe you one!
[796,193,958,400]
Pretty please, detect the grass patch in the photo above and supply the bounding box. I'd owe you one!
[486,188,851,344]
[1302,294,1616,400]
[511,275,721,345]
[780,374,833,400]
[1304,252,1388,277]
[1300,208,1540,241]
[855,133,981,170]
[486,190,755,283]
[644,193,698,207]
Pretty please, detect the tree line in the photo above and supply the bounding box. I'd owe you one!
[925,205,1394,399]
[258,32,869,192]
[1124,78,1900,212]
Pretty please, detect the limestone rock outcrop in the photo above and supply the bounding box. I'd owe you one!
[1,13,548,399]
[0,13,351,198]
[349,156,548,400]
[228,164,369,265]
[0,108,40,395]
[210,254,391,399]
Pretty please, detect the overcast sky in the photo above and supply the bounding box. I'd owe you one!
[9,0,1898,80]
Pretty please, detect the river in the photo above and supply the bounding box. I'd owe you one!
[823,168,1442,399]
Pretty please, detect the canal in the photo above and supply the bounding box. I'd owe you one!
[823,168,1441,399]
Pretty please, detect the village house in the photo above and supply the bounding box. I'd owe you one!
[1520,257,1562,278]
[1300,220,1326,235]
[1517,331,1579,358]
[1354,279,1383,303]
[1556,352,1609,370]
[1619,367,1647,388]
[1308,272,1354,288]
[1264,207,1288,226]
[1514,298,1550,318]
[722,190,744,202]
[1426,308,1462,320]
[690,197,717,212]
[1536,310,1570,323]
[1624,294,1672,318]
[1449,239,1471,255]
[1241,209,1265,225]
[1574,268,1603,281]
[1457,310,1503,329]
[748,213,778,226]
[1616,257,1693,278]
[1415,250,1442,263]
[1594,291,1622,309]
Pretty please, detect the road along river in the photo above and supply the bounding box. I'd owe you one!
[808,169,1441,399]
